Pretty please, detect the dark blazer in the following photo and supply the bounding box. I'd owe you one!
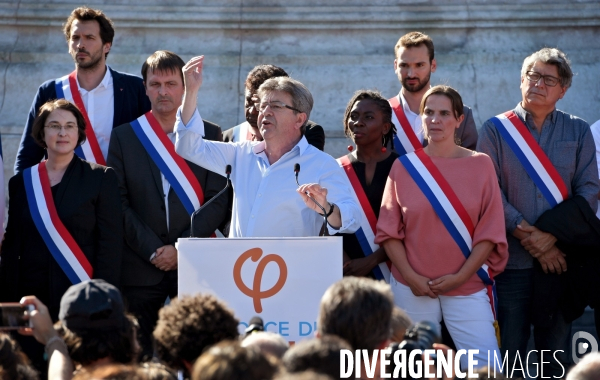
[532,196,600,325]
[222,120,326,151]
[107,120,228,288]
[0,156,123,319]
[14,67,151,174]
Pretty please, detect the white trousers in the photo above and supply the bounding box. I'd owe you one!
[390,277,501,371]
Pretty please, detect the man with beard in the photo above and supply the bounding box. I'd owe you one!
[223,64,325,151]
[389,31,477,154]
[15,6,150,173]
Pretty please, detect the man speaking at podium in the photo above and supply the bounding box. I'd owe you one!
[175,56,360,237]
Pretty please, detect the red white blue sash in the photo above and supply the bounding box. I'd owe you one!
[490,111,568,208]
[389,95,423,156]
[399,149,497,318]
[130,111,205,215]
[23,162,93,284]
[231,122,252,142]
[337,155,391,282]
[54,72,106,165]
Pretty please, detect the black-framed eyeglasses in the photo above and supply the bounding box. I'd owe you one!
[254,100,302,113]
[525,71,561,87]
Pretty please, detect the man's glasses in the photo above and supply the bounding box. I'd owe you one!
[525,71,561,87]
[254,101,301,113]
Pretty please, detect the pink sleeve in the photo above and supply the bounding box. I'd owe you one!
[375,161,406,244]
[472,155,509,277]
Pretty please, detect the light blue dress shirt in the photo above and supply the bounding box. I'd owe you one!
[174,109,360,238]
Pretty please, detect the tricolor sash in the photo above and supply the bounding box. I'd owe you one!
[23,162,93,284]
[231,122,252,142]
[338,155,391,282]
[490,111,568,208]
[389,95,423,156]
[399,149,498,319]
[55,72,106,165]
[130,111,205,215]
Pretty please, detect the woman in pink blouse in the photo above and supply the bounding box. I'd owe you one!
[375,85,508,369]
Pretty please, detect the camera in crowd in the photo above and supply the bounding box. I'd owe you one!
[388,321,441,379]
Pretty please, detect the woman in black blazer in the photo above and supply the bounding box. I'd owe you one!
[0,99,122,320]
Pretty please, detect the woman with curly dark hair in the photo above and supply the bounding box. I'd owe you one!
[337,90,398,279]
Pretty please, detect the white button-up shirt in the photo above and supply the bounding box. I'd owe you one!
[174,109,360,238]
[77,66,114,159]
[398,90,425,144]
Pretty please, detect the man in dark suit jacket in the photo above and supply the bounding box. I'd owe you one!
[15,6,150,173]
[107,51,228,359]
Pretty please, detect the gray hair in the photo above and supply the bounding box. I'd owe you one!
[241,331,289,359]
[257,77,313,131]
[521,47,573,88]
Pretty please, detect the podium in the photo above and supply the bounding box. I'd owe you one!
[177,237,342,343]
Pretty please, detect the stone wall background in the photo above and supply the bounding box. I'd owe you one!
[1,0,599,184]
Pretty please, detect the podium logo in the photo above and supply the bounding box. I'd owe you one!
[233,248,288,313]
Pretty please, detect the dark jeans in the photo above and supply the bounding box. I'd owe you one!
[123,271,178,361]
[496,268,571,378]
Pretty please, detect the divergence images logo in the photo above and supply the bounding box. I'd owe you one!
[233,248,288,313]
[572,331,598,364]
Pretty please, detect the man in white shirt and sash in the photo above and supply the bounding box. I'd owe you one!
[107,51,227,360]
[390,31,478,155]
[175,56,360,238]
[15,6,150,173]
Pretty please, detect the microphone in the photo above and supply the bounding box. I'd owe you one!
[190,165,231,238]
[244,316,265,337]
[294,163,328,236]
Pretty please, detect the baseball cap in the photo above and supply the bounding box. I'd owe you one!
[58,279,125,330]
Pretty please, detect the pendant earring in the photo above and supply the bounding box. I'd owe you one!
[454,130,461,146]
[347,145,354,152]
[381,135,387,153]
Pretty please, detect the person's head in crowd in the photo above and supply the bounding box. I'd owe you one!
[566,352,600,380]
[343,89,396,151]
[282,335,352,380]
[153,294,239,375]
[63,6,114,68]
[73,362,177,380]
[0,333,39,380]
[55,279,139,368]
[520,47,571,113]
[191,340,280,380]
[256,77,313,143]
[275,370,334,380]
[139,361,178,380]
[317,277,393,351]
[141,50,186,123]
[394,31,436,94]
[389,306,413,343]
[244,65,290,136]
[31,99,87,153]
[241,331,289,359]
[72,364,144,380]
[420,85,465,144]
